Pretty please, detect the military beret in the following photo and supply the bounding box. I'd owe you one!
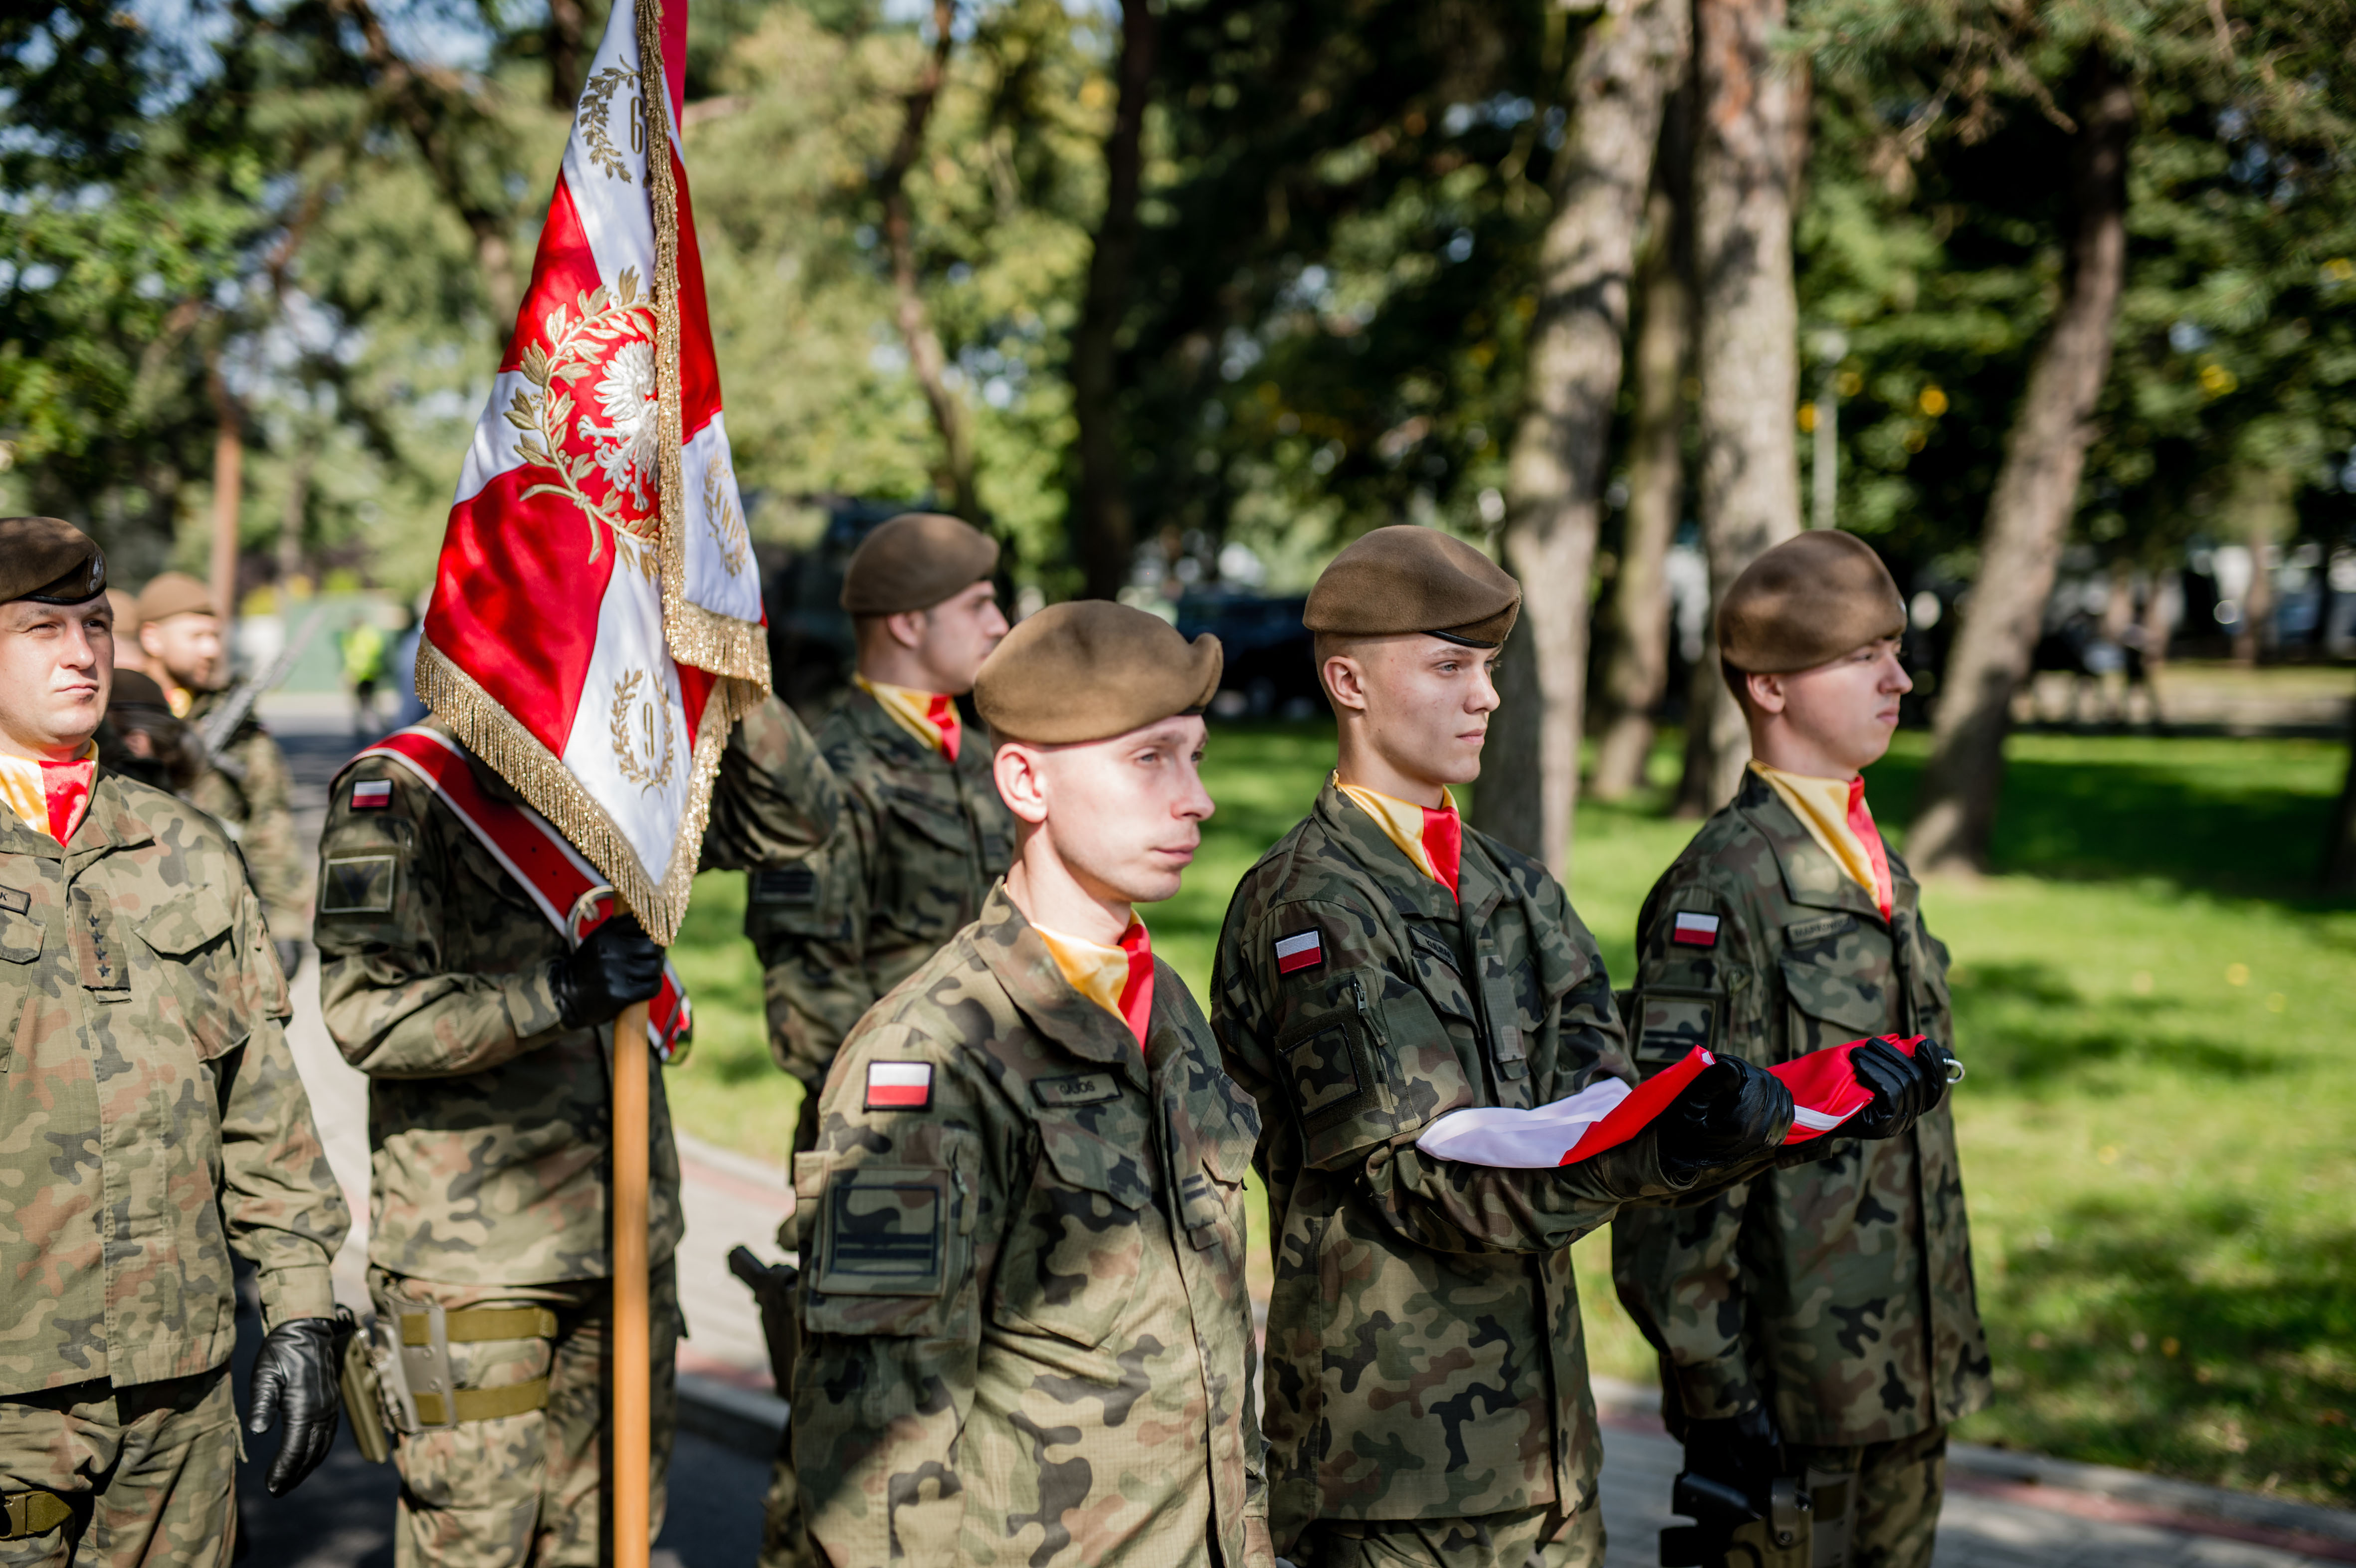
[0,517,106,606]
[840,513,1001,616]
[109,669,172,710]
[1303,525,1522,646]
[135,571,217,625]
[975,600,1222,745]
[1718,531,1906,674]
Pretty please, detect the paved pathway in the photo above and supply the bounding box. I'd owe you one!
[257,698,2356,1568]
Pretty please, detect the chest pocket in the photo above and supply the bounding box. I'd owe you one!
[1173,1069,1262,1256]
[0,895,43,966]
[142,886,245,1060]
[1779,944,1899,1060]
[877,782,982,932]
[991,1106,1158,1349]
[1278,971,1472,1172]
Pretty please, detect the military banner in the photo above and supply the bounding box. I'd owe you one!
[413,0,766,944]
[1415,1035,1932,1168]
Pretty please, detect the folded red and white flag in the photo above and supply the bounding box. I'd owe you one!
[415,0,766,944]
[1414,1036,1928,1168]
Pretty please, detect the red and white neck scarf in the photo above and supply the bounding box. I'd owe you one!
[855,675,962,762]
[1034,917,1156,1046]
[0,745,97,845]
[1337,775,1463,900]
[1414,1036,1930,1168]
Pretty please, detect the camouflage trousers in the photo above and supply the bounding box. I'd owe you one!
[1289,1502,1605,1568]
[369,1263,681,1568]
[1788,1425,1947,1568]
[0,1368,237,1568]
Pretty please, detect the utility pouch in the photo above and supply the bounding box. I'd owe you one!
[395,1301,460,1430]
[1802,1468,1856,1568]
[1661,1472,1812,1568]
[370,1306,428,1435]
[334,1309,393,1465]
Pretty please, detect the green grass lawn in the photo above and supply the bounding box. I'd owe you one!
[665,721,2356,1505]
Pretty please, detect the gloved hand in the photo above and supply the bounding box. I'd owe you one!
[550,914,665,1030]
[1681,1405,1785,1512]
[247,1316,344,1496]
[1844,1037,1953,1140]
[1658,1053,1795,1183]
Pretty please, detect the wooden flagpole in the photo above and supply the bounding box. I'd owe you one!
[613,998,652,1568]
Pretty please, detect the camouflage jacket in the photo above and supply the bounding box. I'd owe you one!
[751,687,1013,1086]
[0,770,348,1398]
[790,884,1271,1568]
[1611,769,1992,1447]
[315,704,836,1286]
[183,690,309,939]
[1212,782,1704,1543]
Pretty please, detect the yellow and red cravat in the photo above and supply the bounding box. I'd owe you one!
[855,675,962,762]
[0,744,97,845]
[1750,761,1894,919]
[1336,775,1463,900]
[1035,918,1157,1046]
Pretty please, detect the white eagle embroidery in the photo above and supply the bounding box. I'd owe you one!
[579,340,658,511]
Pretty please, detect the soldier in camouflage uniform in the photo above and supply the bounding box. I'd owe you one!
[1210,529,1921,1568]
[0,519,350,1567]
[133,573,308,971]
[753,512,1013,1155]
[315,693,831,1568]
[1613,532,1989,1568]
[789,601,1273,1568]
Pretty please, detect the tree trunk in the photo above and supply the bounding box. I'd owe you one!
[1909,52,2135,873]
[279,445,314,589]
[2324,697,2356,895]
[2229,463,2289,665]
[207,364,243,624]
[547,0,588,110]
[1473,0,1693,873]
[1069,0,1159,600]
[877,0,980,522]
[1590,94,1694,802]
[1676,0,1804,817]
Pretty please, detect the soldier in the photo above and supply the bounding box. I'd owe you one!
[754,512,1014,1155]
[0,517,351,1565]
[789,600,1273,1568]
[133,573,307,973]
[314,692,833,1568]
[1612,531,1989,1568]
[1211,527,1943,1568]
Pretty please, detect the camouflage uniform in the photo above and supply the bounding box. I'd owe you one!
[182,691,309,945]
[751,686,1011,1150]
[0,771,349,1567]
[1212,782,1714,1565]
[789,885,1272,1568]
[316,705,825,1568]
[1611,769,1992,1568]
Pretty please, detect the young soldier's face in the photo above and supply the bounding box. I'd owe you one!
[140,611,224,692]
[0,597,113,759]
[1753,636,1912,774]
[997,715,1214,907]
[909,581,1010,695]
[1324,634,1502,789]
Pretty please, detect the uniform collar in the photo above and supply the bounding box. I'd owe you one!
[0,769,159,862]
[1735,768,1893,923]
[851,675,961,763]
[972,882,1155,1088]
[1749,761,1893,918]
[1313,780,1461,923]
[1031,917,1155,1046]
[1333,773,1462,899]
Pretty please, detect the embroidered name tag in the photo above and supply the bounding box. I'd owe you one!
[352,780,393,809]
[864,1061,934,1110]
[1785,913,1855,947]
[1672,911,1721,948]
[1032,1072,1120,1108]
[0,885,28,916]
[1275,929,1324,974]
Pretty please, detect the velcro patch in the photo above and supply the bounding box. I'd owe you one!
[825,1179,943,1287]
[750,865,818,906]
[864,1060,933,1111]
[351,780,393,810]
[0,885,27,916]
[1785,913,1856,948]
[320,854,397,916]
[1274,929,1324,974]
[1671,911,1721,948]
[1032,1072,1121,1108]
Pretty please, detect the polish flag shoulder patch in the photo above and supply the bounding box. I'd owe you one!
[1671,911,1721,948]
[351,779,393,810]
[864,1060,934,1111]
[1274,929,1325,975]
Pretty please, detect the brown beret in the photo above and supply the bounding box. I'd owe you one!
[136,571,217,625]
[0,517,106,605]
[840,513,1000,616]
[1718,531,1906,674]
[974,600,1223,745]
[1303,525,1521,646]
[109,669,172,710]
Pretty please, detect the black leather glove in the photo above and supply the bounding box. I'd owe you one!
[1844,1037,1952,1140]
[1681,1406,1785,1512]
[1657,1054,1795,1183]
[550,914,665,1030]
[247,1316,344,1496]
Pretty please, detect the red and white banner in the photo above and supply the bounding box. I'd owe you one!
[357,727,693,1060]
[414,0,766,943]
[1414,1036,1928,1168]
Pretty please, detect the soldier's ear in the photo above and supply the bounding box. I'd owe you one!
[992,741,1049,826]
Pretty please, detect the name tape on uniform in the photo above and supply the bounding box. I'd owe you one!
[352,780,393,810]
[1274,929,1324,974]
[864,1061,934,1111]
[1671,911,1720,948]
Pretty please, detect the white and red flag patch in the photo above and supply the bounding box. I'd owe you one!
[1274,929,1324,975]
[1671,911,1721,948]
[865,1061,934,1111]
[414,0,767,944]
[351,779,393,810]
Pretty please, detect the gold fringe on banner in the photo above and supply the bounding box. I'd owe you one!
[638,0,772,692]
[414,632,759,946]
